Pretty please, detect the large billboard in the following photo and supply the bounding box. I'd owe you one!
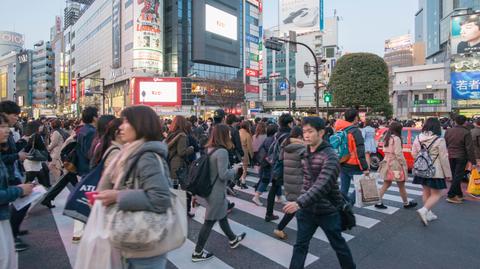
[451,13,480,55]
[279,0,324,34]
[0,31,24,56]
[385,34,412,53]
[451,55,480,99]
[192,0,241,68]
[133,77,182,106]
[133,0,163,72]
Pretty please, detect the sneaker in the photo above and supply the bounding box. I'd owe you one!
[273,229,288,240]
[229,232,246,248]
[403,201,418,209]
[446,196,463,204]
[426,210,438,222]
[72,236,82,244]
[41,200,56,209]
[187,212,195,218]
[265,215,279,222]
[192,250,214,262]
[276,195,287,204]
[240,183,248,189]
[374,203,388,209]
[417,208,428,226]
[15,238,29,252]
[252,196,263,206]
[456,195,464,201]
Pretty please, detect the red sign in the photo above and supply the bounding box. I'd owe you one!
[133,77,182,106]
[71,79,77,102]
[247,0,260,7]
[246,68,259,77]
[246,84,259,93]
[81,80,85,97]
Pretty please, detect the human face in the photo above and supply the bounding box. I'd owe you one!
[302,124,324,147]
[461,22,480,43]
[119,118,137,143]
[5,113,18,127]
[0,122,10,143]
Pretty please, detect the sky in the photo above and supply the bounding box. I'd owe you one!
[0,0,418,56]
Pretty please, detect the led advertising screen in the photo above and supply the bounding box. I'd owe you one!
[279,0,324,34]
[192,0,241,68]
[133,77,182,106]
[205,4,237,40]
[451,13,480,55]
[451,55,480,99]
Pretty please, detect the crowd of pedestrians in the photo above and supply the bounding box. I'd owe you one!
[0,100,478,269]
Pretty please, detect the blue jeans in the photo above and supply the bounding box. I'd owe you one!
[290,210,355,269]
[125,254,167,269]
[340,166,363,203]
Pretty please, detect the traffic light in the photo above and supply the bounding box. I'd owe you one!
[265,38,283,51]
[324,92,332,103]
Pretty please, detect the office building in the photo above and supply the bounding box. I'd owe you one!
[0,51,17,102]
[32,41,55,109]
[16,50,34,114]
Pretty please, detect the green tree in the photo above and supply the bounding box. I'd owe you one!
[328,53,391,118]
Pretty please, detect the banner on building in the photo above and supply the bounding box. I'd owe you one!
[112,0,121,68]
[133,77,182,106]
[279,0,323,34]
[451,13,480,55]
[385,34,412,53]
[133,0,163,72]
[0,72,6,99]
[451,55,480,99]
[246,84,259,93]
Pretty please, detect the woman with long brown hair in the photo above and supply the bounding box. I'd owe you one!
[239,120,254,189]
[192,124,245,263]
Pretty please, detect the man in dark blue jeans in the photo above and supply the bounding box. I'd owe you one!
[284,117,355,269]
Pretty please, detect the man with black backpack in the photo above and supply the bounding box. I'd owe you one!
[265,113,293,222]
[332,108,369,203]
[284,117,356,269]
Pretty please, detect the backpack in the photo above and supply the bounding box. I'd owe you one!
[266,133,289,180]
[184,148,220,197]
[329,126,355,163]
[413,137,439,178]
[61,137,78,173]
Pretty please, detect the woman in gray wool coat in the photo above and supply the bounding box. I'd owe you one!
[192,124,246,263]
[274,126,306,240]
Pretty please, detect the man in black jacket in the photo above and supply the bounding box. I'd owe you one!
[284,117,355,269]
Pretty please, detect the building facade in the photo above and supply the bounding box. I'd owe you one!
[0,51,17,102]
[15,50,33,113]
[0,31,24,57]
[32,41,55,109]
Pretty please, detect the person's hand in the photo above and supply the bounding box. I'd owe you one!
[18,183,34,196]
[18,151,28,161]
[283,202,300,214]
[94,190,119,206]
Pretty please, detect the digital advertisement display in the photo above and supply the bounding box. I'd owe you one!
[133,0,163,72]
[279,0,323,34]
[192,0,241,68]
[451,55,480,99]
[205,4,237,40]
[133,77,182,106]
[451,13,480,55]
[385,34,412,53]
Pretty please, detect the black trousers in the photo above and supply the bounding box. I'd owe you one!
[10,204,30,238]
[25,170,50,188]
[266,179,282,217]
[448,158,467,198]
[195,217,236,253]
[42,172,78,204]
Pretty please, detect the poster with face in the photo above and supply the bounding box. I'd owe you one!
[451,14,480,55]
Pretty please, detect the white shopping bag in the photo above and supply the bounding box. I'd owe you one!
[354,174,381,208]
[74,201,122,269]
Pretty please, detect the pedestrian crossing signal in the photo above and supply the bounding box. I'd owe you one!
[324,92,332,103]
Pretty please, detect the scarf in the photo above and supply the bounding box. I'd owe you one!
[99,139,145,190]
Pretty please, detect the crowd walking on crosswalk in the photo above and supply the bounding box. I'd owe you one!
[1,100,480,269]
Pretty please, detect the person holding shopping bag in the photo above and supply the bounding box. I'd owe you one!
[94,105,173,269]
[375,122,417,209]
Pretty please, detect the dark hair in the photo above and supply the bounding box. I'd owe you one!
[206,124,234,150]
[302,117,325,131]
[266,124,278,137]
[24,121,41,136]
[0,113,8,125]
[185,121,193,134]
[255,117,261,123]
[92,118,122,166]
[278,113,294,128]
[189,115,198,124]
[0,101,20,115]
[422,117,442,136]
[254,122,267,137]
[81,106,99,124]
[121,105,162,141]
[51,119,62,129]
[170,115,188,134]
[96,115,116,137]
[460,16,480,28]
[344,108,359,122]
[239,120,251,134]
[285,126,303,146]
[384,121,403,147]
[455,115,467,126]
[226,114,238,125]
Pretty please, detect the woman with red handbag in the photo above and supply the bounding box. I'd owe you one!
[376,122,418,209]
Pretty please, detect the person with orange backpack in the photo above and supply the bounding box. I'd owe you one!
[331,108,369,203]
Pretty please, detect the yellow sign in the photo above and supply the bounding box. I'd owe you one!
[0,73,7,98]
